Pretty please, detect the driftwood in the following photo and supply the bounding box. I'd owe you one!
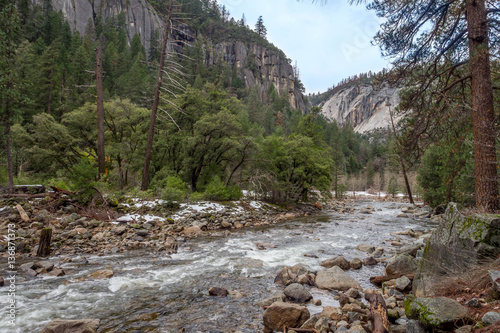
[37,228,52,256]
[16,204,30,222]
[369,274,415,286]
[366,293,390,333]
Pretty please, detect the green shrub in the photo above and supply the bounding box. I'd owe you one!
[69,158,97,203]
[204,177,242,201]
[189,191,204,202]
[162,186,185,202]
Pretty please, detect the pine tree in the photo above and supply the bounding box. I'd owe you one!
[255,16,267,38]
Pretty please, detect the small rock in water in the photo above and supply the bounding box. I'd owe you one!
[321,256,350,270]
[40,318,100,333]
[349,258,362,269]
[0,276,4,287]
[363,257,378,266]
[274,267,296,286]
[311,299,322,306]
[88,268,114,280]
[209,287,228,297]
[356,244,376,254]
[284,283,313,303]
[47,268,65,277]
[263,301,310,332]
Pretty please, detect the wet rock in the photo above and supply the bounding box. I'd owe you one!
[405,296,468,329]
[255,294,285,308]
[40,318,100,333]
[465,298,481,308]
[311,299,322,306]
[88,268,114,280]
[357,244,376,254]
[296,273,315,286]
[263,301,310,332]
[284,283,313,303]
[372,247,384,257]
[290,263,311,276]
[47,268,65,277]
[320,306,343,320]
[300,315,319,329]
[274,267,296,286]
[385,254,417,276]
[394,275,411,291]
[316,266,362,291]
[363,257,378,266]
[36,261,55,272]
[321,256,350,270]
[397,213,409,218]
[0,276,4,287]
[350,258,362,269]
[482,311,500,324]
[208,287,228,297]
[345,288,361,299]
[20,262,36,272]
[256,242,277,250]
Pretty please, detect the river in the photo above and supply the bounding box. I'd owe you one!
[0,200,435,333]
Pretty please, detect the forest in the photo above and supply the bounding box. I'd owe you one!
[0,0,499,212]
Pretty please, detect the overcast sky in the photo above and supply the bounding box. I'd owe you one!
[217,0,390,94]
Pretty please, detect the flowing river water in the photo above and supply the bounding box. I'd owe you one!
[0,200,436,333]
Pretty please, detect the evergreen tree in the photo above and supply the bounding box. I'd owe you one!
[255,16,267,38]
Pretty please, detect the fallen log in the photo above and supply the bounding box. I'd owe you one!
[366,293,390,333]
[1,193,52,199]
[369,274,414,286]
[16,204,30,222]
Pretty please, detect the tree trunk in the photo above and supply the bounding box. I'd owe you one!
[141,0,174,191]
[96,45,105,178]
[466,0,499,213]
[37,228,52,257]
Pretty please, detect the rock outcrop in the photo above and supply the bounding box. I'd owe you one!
[413,202,500,296]
[319,84,400,133]
[39,0,162,54]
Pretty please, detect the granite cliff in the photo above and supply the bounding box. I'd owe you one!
[318,84,401,133]
[41,0,306,111]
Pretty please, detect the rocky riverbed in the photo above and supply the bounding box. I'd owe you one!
[0,198,452,332]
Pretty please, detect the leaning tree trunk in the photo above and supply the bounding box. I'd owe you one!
[466,0,499,213]
[141,0,174,191]
[96,45,105,178]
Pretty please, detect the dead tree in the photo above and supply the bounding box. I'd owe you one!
[96,45,105,178]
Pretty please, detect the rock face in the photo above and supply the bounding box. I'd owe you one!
[319,84,401,133]
[404,296,468,329]
[414,203,500,296]
[41,319,100,333]
[38,0,162,54]
[263,301,310,332]
[315,266,362,291]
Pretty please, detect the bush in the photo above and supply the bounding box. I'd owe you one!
[161,175,186,203]
[204,177,242,201]
[189,191,204,202]
[70,158,97,203]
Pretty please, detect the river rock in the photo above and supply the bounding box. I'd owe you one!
[394,275,411,291]
[350,258,362,269]
[314,317,330,332]
[385,254,417,276]
[372,247,384,257]
[255,294,285,308]
[482,311,500,324]
[363,256,378,266]
[182,226,202,235]
[263,301,310,332]
[47,268,65,277]
[0,276,4,287]
[321,256,350,270]
[398,244,421,257]
[88,268,114,280]
[136,229,149,237]
[405,296,468,329]
[40,319,100,333]
[208,287,228,297]
[300,315,319,329]
[489,270,500,296]
[290,263,311,276]
[112,226,127,236]
[356,244,376,254]
[274,267,296,286]
[35,209,51,223]
[406,319,426,333]
[320,306,343,320]
[296,273,315,286]
[36,261,55,272]
[316,266,362,291]
[284,283,313,303]
[345,288,361,299]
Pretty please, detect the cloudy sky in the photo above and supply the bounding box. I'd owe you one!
[217,0,390,94]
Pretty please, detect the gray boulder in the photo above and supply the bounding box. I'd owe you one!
[274,267,296,286]
[41,319,100,333]
[315,266,362,291]
[385,254,417,276]
[394,275,411,291]
[482,311,500,325]
[284,283,313,303]
[321,256,350,270]
[405,296,468,329]
[406,319,426,333]
[414,203,500,297]
[263,301,310,332]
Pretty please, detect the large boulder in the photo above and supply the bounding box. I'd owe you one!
[404,296,468,329]
[385,254,417,276]
[321,256,350,270]
[41,319,100,333]
[283,283,313,303]
[263,301,310,332]
[315,266,361,291]
[413,203,500,296]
